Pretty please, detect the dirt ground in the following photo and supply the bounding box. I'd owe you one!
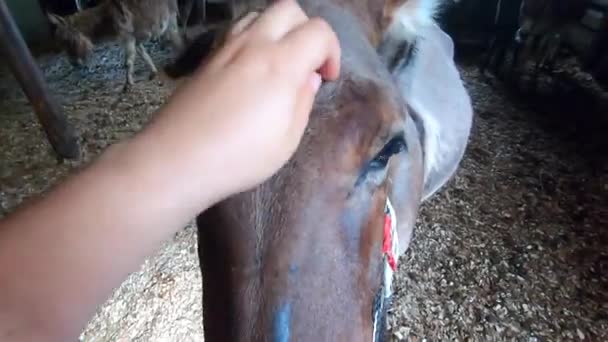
[1,40,606,341]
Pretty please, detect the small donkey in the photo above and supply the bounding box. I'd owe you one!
[47,0,184,91]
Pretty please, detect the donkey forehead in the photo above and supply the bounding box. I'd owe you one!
[308,78,399,149]
[303,0,410,129]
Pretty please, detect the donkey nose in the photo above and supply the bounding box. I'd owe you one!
[69,58,83,68]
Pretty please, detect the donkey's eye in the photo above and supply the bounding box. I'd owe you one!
[355,135,407,187]
[368,156,389,171]
[368,136,407,171]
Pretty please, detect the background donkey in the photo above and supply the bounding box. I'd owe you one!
[479,0,523,77]
[516,0,588,73]
[480,0,588,81]
[166,0,472,340]
[47,0,184,91]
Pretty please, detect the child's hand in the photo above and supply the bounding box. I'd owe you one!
[138,0,341,203]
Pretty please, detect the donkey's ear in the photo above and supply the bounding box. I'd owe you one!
[163,11,261,79]
[163,28,220,79]
[46,13,66,27]
[395,22,473,201]
[379,0,472,200]
[382,0,442,39]
[378,0,444,70]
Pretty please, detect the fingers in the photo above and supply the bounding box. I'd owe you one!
[204,0,341,88]
[248,0,309,41]
[279,17,341,82]
[288,72,322,147]
[227,11,260,38]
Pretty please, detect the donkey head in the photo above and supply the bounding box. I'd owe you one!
[167,0,472,340]
[47,13,94,66]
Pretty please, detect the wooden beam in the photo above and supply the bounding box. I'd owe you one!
[0,0,80,160]
[200,0,206,23]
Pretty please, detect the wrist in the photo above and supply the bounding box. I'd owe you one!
[119,116,229,216]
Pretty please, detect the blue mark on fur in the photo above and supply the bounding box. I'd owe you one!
[340,204,368,253]
[273,303,291,342]
[289,264,299,275]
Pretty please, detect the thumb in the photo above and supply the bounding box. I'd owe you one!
[288,72,322,144]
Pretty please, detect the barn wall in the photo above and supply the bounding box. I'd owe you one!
[5,0,51,46]
[441,0,501,47]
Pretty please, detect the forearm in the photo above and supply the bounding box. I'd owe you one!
[0,130,216,341]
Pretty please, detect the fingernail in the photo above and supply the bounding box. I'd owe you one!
[310,72,322,93]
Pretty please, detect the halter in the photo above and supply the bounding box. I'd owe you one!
[372,198,399,341]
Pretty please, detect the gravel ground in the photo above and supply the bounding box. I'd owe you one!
[1,41,606,341]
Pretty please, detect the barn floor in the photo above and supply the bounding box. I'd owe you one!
[1,40,607,341]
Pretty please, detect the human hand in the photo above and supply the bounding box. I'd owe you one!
[134,0,341,206]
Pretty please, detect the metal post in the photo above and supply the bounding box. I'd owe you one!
[0,0,80,159]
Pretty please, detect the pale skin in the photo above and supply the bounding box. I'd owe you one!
[0,1,341,341]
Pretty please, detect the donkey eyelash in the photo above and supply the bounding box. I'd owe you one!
[368,135,407,171]
[409,40,419,62]
[355,134,407,187]
[388,39,419,71]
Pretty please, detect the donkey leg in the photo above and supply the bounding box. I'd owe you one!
[137,44,158,80]
[511,41,521,71]
[531,49,543,94]
[546,36,561,74]
[505,40,521,86]
[494,43,510,79]
[179,0,194,28]
[123,38,137,92]
[165,16,185,52]
[479,36,497,75]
